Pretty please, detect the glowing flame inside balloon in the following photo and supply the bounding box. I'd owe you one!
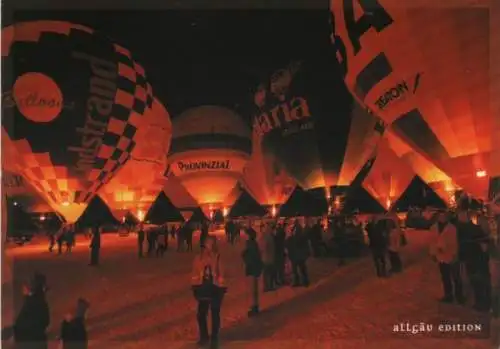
[476,170,487,178]
[334,198,341,209]
[39,215,46,222]
[61,201,70,207]
[13,201,18,206]
[271,205,277,217]
[137,209,145,222]
[386,198,392,210]
[223,207,229,217]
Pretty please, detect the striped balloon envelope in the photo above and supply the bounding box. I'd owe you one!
[1,21,153,222]
[330,0,499,200]
[99,98,172,222]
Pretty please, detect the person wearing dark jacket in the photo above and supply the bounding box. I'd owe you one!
[200,221,209,248]
[455,211,492,312]
[89,226,101,266]
[333,218,348,266]
[242,226,263,316]
[273,223,286,286]
[186,223,194,252]
[366,217,388,277]
[286,221,310,287]
[59,298,90,349]
[13,272,50,349]
[137,224,145,258]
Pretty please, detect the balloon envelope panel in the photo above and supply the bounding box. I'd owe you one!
[330,0,495,199]
[385,130,459,206]
[362,137,415,210]
[241,129,296,207]
[1,21,153,222]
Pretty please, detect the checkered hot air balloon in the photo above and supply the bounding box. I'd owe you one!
[1,21,153,222]
[330,0,499,200]
[99,98,172,222]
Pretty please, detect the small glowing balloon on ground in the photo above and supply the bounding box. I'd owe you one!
[1,21,153,222]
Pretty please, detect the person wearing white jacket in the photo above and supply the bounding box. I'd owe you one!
[429,211,465,304]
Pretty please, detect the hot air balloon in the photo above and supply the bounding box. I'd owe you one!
[99,98,172,222]
[330,0,499,200]
[1,21,153,223]
[385,130,460,207]
[362,137,415,211]
[168,106,252,217]
[252,57,384,197]
[240,128,296,216]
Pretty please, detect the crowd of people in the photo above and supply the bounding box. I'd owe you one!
[6,206,499,349]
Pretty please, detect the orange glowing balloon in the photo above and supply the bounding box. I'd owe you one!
[99,98,172,221]
[330,0,499,200]
[1,21,154,222]
[362,137,415,210]
[168,106,252,209]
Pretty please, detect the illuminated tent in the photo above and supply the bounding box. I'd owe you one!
[239,127,296,216]
[168,106,252,217]
[362,137,415,211]
[1,21,153,222]
[99,98,172,222]
[162,170,199,222]
[252,57,384,194]
[385,130,459,207]
[330,0,499,200]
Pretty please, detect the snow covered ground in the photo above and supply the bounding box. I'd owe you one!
[2,229,498,349]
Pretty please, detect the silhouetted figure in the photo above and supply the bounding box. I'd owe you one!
[66,225,75,253]
[156,229,167,257]
[89,227,101,266]
[57,226,66,255]
[137,225,145,258]
[242,226,263,316]
[456,211,491,312]
[48,231,56,253]
[334,218,347,266]
[273,223,286,286]
[200,221,209,248]
[147,229,156,257]
[286,221,310,287]
[261,224,275,292]
[177,224,185,252]
[13,272,50,349]
[59,298,89,349]
[366,217,388,277]
[186,224,194,252]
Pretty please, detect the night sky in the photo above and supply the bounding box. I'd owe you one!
[3,8,347,125]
